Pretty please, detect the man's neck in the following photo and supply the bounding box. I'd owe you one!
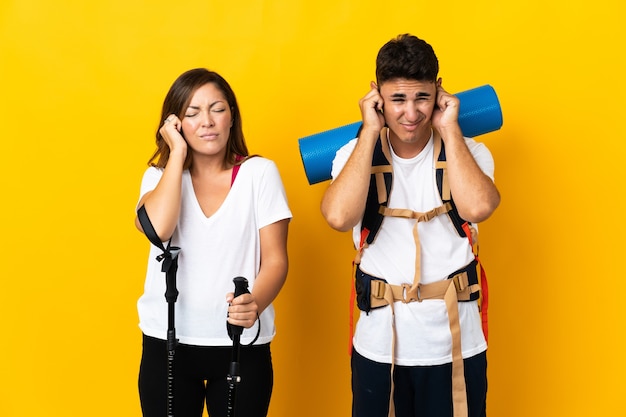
[388,127,433,159]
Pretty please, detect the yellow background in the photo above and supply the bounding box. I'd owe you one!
[1,0,625,416]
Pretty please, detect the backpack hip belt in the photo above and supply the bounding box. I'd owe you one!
[356,265,476,417]
[368,259,480,309]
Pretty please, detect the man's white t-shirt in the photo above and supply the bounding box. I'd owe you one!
[331,133,495,366]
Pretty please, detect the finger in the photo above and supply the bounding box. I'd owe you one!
[160,117,184,141]
[365,88,383,111]
[230,292,253,306]
[436,88,449,110]
[436,96,446,112]
[228,303,255,316]
[163,114,177,125]
[227,314,256,328]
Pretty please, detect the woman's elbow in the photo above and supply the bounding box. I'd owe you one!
[134,216,144,233]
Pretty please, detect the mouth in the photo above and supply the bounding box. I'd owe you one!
[401,122,420,132]
[199,133,218,140]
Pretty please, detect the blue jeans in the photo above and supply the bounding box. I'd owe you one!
[351,349,487,417]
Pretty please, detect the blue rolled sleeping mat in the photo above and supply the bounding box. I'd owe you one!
[298,84,503,185]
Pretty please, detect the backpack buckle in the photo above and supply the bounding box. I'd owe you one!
[371,280,386,299]
[401,283,421,303]
[452,272,469,293]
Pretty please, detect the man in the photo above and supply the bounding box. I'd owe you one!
[321,34,500,417]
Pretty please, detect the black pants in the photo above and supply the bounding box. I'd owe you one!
[351,349,487,417]
[139,334,273,417]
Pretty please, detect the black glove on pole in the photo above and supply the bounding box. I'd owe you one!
[226,276,250,417]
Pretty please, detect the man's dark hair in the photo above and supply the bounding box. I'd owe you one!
[376,34,439,85]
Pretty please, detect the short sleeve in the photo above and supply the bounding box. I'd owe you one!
[256,160,292,228]
[465,138,496,182]
[136,167,163,209]
[330,138,358,181]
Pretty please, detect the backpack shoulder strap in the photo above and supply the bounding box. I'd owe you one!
[433,134,471,238]
[361,128,393,246]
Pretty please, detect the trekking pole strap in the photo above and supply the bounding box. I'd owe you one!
[137,205,181,295]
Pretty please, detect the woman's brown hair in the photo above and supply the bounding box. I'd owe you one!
[148,68,248,169]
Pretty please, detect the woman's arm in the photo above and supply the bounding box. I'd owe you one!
[134,115,187,241]
[227,218,290,328]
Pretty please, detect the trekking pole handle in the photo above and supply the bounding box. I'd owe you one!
[233,276,250,298]
[227,277,250,339]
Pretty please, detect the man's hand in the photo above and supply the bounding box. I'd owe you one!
[431,78,461,134]
[359,81,386,135]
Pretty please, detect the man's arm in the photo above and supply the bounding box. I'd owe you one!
[433,82,500,222]
[321,83,385,231]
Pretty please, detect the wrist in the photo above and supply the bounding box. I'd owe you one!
[359,124,382,141]
[169,146,187,159]
[437,123,463,140]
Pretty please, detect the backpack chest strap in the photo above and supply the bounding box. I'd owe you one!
[378,202,452,221]
[379,202,453,292]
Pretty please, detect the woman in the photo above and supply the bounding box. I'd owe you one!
[135,68,291,417]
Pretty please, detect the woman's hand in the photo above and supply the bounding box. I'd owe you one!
[159,114,187,158]
[226,292,259,329]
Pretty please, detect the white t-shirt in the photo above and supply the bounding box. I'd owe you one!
[137,157,292,346]
[331,133,495,366]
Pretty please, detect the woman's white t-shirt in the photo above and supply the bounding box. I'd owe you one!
[137,157,292,346]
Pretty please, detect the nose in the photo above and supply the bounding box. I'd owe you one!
[200,110,214,127]
[404,103,419,122]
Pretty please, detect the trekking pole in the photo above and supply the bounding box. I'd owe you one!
[163,247,180,417]
[137,205,180,417]
[226,277,250,417]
